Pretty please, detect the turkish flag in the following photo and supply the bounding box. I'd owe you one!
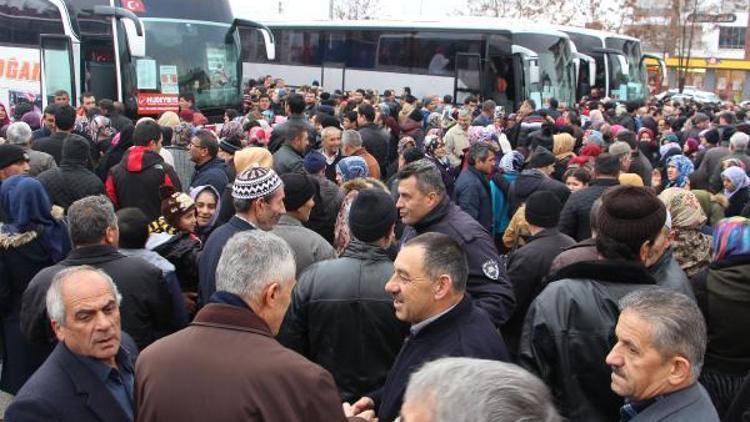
[124,0,146,13]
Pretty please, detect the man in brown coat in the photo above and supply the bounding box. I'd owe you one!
[135,231,372,421]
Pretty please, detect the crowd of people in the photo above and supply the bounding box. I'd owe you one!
[0,77,749,421]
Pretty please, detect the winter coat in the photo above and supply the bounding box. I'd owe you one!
[134,301,348,422]
[491,171,517,236]
[454,166,493,233]
[628,383,719,422]
[198,216,255,305]
[358,123,390,177]
[304,175,343,244]
[694,146,729,193]
[163,145,194,192]
[630,150,654,187]
[147,231,202,294]
[726,186,749,217]
[105,146,182,220]
[271,214,336,277]
[32,132,93,165]
[21,245,174,353]
[371,295,509,422]
[400,118,424,147]
[508,169,570,218]
[351,148,382,180]
[558,178,620,241]
[272,144,305,175]
[278,240,407,402]
[37,136,105,210]
[401,197,516,328]
[505,228,575,355]
[444,124,470,168]
[268,114,316,154]
[190,157,228,195]
[519,259,658,421]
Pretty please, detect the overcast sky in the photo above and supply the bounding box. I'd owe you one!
[230,0,457,20]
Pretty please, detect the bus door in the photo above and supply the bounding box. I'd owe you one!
[39,35,77,109]
[82,37,117,102]
[512,45,540,109]
[454,53,481,105]
[574,52,596,101]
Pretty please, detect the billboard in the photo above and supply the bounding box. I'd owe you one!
[0,46,41,110]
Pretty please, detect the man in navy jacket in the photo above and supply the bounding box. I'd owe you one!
[454,143,496,233]
[348,232,509,422]
[189,129,228,195]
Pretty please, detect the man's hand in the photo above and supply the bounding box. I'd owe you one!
[349,397,375,415]
[343,400,377,422]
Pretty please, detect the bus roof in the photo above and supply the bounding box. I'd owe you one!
[259,18,571,39]
[549,25,639,43]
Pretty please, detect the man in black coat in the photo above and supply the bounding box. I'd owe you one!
[268,94,316,153]
[32,104,94,166]
[38,136,105,210]
[396,159,516,328]
[349,233,509,422]
[453,143,496,233]
[357,103,390,177]
[558,153,620,241]
[188,129,228,195]
[508,146,570,217]
[279,189,408,402]
[9,266,137,422]
[505,191,574,355]
[198,167,285,305]
[21,196,174,358]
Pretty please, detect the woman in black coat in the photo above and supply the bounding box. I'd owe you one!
[0,176,70,393]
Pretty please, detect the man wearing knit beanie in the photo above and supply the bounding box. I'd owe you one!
[272,174,335,276]
[508,146,570,217]
[504,190,574,355]
[198,166,285,305]
[279,188,406,403]
[520,185,695,422]
[303,150,344,244]
[693,127,731,192]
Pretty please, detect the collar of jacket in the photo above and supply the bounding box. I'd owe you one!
[561,237,597,251]
[412,196,451,233]
[591,178,620,187]
[410,294,471,341]
[527,227,564,242]
[277,214,303,227]
[282,143,305,158]
[229,214,257,230]
[466,166,491,187]
[548,258,657,286]
[192,303,273,338]
[195,156,224,172]
[341,238,391,261]
[64,244,124,264]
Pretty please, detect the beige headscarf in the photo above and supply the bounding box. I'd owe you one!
[234,147,273,173]
[658,187,707,229]
[553,133,576,160]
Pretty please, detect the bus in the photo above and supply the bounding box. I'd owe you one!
[0,0,275,120]
[241,20,578,112]
[553,26,666,102]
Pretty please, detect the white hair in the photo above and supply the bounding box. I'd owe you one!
[320,125,342,140]
[46,265,122,326]
[6,122,33,146]
[404,357,562,422]
[341,129,363,148]
[215,231,295,301]
[730,131,749,152]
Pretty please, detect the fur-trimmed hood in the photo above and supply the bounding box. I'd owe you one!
[0,205,64,249]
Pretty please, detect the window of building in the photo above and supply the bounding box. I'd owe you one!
[718,26,746,49]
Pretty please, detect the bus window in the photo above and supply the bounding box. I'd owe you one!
[377,33,411,72]
[412,32,484,76]
[280,30,322,66]
[347,31,377,69]
[0,0,65,46]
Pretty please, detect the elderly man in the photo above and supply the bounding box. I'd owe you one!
[396,159,515,328]
[136,231,369,421]
[444,109,471,167]
[341,129,380,179]
[350,232,509,422]
[607,288,718,421]
[401,357,562,422]
[0,144,30,181]
[8,266,138,421]
[198,166,285,305]
[318,125,343,182]
[6,121,56,176]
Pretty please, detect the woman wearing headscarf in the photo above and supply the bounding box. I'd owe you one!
[0,176,70,393]
[721,166,750,217]
[424,134,454,196]
[491,150,525,241]
[333,157,374,254]
[0,103,11,136]
[552,132,576,181]
[147,186,202,315]
[189,185,221,243]
[163,122,196,191]
[692,217,750,418]
[665,155,695,189]
[658,188,712,278]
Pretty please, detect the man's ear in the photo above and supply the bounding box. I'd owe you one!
[433,274,453,300]
[51,320,65,342]
[667,355,692,387]
[263,282,281,307]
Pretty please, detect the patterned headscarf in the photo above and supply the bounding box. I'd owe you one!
[666,155,695,188]
[173,122,195,147]
[499,151,525,173]
[89,115,114,142]
[336,157,369,182]
[721,166,750,199]
[658,188,706,229]
[712,217,750,262]
[659,142,681,161]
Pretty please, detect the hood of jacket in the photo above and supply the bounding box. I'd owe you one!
[513,170,546,198]
[60,135,91,167]
[121,145,165,173]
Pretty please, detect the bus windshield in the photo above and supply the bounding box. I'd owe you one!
[139,18,240,111]
[606,37,647,101]
[513,33,575,108]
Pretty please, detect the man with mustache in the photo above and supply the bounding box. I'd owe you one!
[349,232,509,422]
[8,266,137,422]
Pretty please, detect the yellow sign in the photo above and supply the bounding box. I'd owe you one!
[644,56,750,71]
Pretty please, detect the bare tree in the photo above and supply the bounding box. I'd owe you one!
[332,0,381,20]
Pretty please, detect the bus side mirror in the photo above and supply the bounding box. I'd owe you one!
[229,19,276,61]
[259,28,275,61]
[617,54,629,76]
[92,6,146,57]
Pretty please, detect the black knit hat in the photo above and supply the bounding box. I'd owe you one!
[0,144,29,169]
[525,191,562,228]
[281,173,315,211]
[597,185,666,245]
[349,189,396,242]
[528,146,555,169]
[219,136,242,154]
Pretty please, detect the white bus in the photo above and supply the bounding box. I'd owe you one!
[553,26,666,102]
[241,19,579,111]
[0,0,275,120]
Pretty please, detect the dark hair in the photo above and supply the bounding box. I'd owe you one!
[549,98,558,109]
[43,104,58,116]
[81,92,95,101]
[383,89,393,97]
[405,232,468,292]
[287,94,305,114]
[344,110,358,123]
[464,96,478,105]
[594,153,621,177]
[179,93,195,104]
[53,105,76,131]
[468,142,495,166]
[116,208,150,249]
[193,129,219,157]
[225,108,239,120]
[98,99,114,114]
[358,103,376,122]
[402,147,425,164]
[616,129,637,150]
[286,121,308,144]
[397,159,446,198]
[564,167,592,185]
[53,90,69,98]
[133,120,163,146]
[525,98,537,110]
[443,95,452,104]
